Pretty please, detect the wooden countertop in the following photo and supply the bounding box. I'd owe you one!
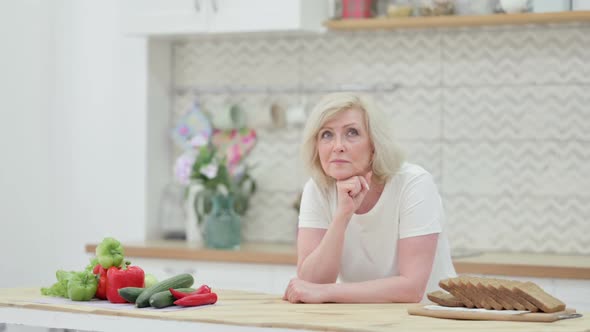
[85,241,590,280]
[1,288,588,332]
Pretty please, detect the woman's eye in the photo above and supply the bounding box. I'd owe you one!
[347,128,359,136]
[320,131,332,139]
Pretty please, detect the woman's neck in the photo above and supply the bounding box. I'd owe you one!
[355,180,385,215]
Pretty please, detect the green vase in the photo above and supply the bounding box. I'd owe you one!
[202,193,241,250]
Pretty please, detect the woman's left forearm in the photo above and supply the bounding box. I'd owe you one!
[322,276,425,303]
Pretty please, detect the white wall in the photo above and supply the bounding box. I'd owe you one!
[0,0,54,287]
[0,0,148,287]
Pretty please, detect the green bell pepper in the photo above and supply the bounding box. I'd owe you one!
[41,270,74,297]
[95,237,124,269]
[67,271,98,301]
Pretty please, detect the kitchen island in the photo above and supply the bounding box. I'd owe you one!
[0,288,587,332]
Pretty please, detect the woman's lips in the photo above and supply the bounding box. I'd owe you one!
[330,159,349,163]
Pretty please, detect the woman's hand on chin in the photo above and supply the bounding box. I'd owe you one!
[335,171,372,218]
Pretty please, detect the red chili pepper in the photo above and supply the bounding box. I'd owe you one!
[174,292,218,307]
[92,264,108,300]
[169,285,211,300]
[106,261,145,303]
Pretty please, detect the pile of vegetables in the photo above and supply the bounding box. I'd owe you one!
[41,237,217,308]
[41,237,155,302]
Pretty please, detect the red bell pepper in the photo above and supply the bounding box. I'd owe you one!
[174,292,218,307]
[106,261,145,303]
[169,285,211,300]
[92,264,108,300]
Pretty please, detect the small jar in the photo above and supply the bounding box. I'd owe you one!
[532,0,570,13]
[387,0,414,17]
[413,0,456,16]
[573,0,590,10]
[499,0,531,13]
[455,0,497,15]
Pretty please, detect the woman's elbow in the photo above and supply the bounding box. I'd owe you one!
[394,290,423,303]
[408,283,427,303]
[410,289,425,303]
[394,280,427,303]
[398,291,424,303]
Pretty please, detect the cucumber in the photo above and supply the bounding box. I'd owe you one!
[118,287,145,303]
[149,288,195,309]
[135,274,194,308]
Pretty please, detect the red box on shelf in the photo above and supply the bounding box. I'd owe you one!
[342,0,372,19]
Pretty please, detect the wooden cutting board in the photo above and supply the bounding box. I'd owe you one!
[408,304,582,322]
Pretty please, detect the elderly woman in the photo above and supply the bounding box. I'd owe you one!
[283,93,456,304]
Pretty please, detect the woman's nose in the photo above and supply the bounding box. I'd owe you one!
[333,135,345,152]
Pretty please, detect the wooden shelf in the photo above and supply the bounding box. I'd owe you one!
[324,10,590,30]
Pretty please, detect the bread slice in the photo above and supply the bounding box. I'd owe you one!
[485,278,517,310]
[453,277,480,308]
[460,276,491,309]
[440,278,475,308]
[514,281,566,313]
[497,280,539,312]
[435,277,564,313]
[472,277,505,310]
[427,290,464,307]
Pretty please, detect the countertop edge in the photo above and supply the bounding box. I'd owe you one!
[453,262,590,280]
[85,244,298,265]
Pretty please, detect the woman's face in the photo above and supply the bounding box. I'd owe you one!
[317,108,373,181]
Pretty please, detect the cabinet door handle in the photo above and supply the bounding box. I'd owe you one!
[194,0,201,12]
[211,0,218,13]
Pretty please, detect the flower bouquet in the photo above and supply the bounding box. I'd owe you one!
[172,101,257,222]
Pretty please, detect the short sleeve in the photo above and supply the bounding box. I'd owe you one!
[399,173,443,239]
[298,179,331,229]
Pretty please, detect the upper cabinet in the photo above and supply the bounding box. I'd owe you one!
[121,0,329,36]
[121,0,208,35]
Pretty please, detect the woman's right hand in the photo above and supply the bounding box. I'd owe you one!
[335,171,372,220]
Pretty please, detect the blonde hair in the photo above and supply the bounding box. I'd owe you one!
[301,92,405,190]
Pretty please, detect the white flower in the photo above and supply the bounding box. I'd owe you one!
[200,162,219,180]
[190,133,208,148]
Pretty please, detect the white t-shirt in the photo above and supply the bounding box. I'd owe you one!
[298,163,456,298]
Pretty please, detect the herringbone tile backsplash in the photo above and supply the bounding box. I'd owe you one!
[172,24,590,254]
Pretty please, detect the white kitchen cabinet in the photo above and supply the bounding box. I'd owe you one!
[129,257,297,295]
[553,278,590,312]
[121,0,208,35]
[120,0,328,36]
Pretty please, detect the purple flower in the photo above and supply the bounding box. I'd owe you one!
[174,151,197,185]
